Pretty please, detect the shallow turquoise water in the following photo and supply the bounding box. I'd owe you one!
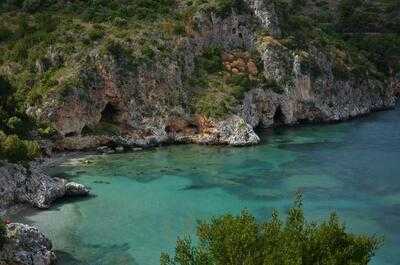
[22,106,400,265]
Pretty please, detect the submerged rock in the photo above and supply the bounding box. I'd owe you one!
[0,162,90,211]
[0,223,56,265]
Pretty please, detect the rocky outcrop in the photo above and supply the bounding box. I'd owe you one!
[24,6,264,148]
[243,0,281,37]
[214,115,260,146]
[54,135,113,151]
[0,162,89,211]
[241,38,396,128]
[25,1,397,149]
[0,223,56,265]
[65,182,90,197]
[111,115,259,147]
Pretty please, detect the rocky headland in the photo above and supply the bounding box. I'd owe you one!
[0,161,89,213]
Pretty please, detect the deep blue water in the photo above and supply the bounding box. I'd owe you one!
[22,106,400,265]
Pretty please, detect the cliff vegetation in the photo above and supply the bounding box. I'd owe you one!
[0,0,399,160]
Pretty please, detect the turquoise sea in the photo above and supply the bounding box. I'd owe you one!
[17,106,400,265]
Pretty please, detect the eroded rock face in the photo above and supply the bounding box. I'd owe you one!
[0,223,56,265]
[0,162,89,211]
[28,9,259,139]
[244,0,281,37]
[240,40,397,128]
[26,2,397,149]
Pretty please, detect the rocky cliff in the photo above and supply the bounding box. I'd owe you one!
[241,40,396,128]
[1,0,398,150]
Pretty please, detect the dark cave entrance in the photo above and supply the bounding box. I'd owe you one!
[81,125,93,136]
[273,105,286,127]
[100,103,120,124]
[65,132,78,137]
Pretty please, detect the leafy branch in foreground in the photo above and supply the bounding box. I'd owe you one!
[161,194,382,265]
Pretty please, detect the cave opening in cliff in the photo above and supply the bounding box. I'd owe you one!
[273,106,286,127]
[81,125,93,136]
[101,103,119,124]
[65,132,78,137]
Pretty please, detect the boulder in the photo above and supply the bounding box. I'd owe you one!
[215,115,260,146]
[0,223,56,265]
[65,182,90,197]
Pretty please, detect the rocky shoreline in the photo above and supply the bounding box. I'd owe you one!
[0,161,90,213]
[0,103,398,264]
[0,223,56,265]
[0,157,90,265]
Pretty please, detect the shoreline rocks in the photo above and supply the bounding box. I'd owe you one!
[0,162,90,211]
[0,223,56,265]
[65,182,90,197]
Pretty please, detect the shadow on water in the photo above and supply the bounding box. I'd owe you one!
[56,243,139,265]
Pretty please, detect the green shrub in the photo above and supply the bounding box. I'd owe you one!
[113,17,127,27]
[88,28,105,41]
[193,74,250,119]
[0,218,6,249]
[6,116,24,135]
[22,0,43,12]
[194,86,238,119]
[161,194,382,265]
[0,135,27,163]
[214,0,234,15]
[38,125,57,138]
[195,46,223,74]
[0,134,41,163]
[0,25,12,42]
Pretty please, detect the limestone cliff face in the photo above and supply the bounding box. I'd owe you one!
[29,8,262,146]
[27,1,397,147]
[241,41,396,128]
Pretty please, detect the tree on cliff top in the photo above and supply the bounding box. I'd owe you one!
[161,194,382,265]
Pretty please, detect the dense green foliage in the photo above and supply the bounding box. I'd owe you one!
[1,0,175,23]
[184,0,248,17]
[161,195,382,265]
[273,0,400,78]
[0,131,41,163]
[189,47,262,118]
[0,218,6,249]
[0,76,42,163]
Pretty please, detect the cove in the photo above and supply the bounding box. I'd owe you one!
[17,105,400,265]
